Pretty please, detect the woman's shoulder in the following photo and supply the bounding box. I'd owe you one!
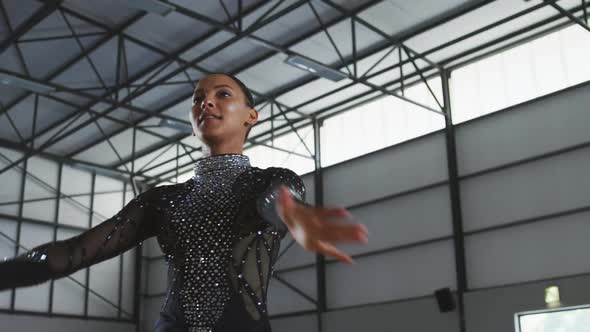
[136,181,192,203]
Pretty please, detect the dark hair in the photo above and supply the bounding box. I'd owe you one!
[206,73,255,141]
[209,72,254,108]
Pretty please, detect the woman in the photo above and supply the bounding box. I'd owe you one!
[0,73,368,332]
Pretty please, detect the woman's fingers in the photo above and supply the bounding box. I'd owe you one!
[319,223,368,243]
[315,242,354,264]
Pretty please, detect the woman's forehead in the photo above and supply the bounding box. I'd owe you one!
[194,74,237,91]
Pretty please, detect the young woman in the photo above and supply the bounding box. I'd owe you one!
[0,73,368,332]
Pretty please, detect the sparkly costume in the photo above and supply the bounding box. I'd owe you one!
[0,154,306,332]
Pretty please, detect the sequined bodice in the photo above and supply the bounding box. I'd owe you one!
[0,154,306,332]
[150,154,306,331]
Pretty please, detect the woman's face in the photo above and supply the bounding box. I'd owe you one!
[189,74,257,144]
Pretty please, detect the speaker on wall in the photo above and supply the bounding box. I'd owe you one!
[434,287,456,312]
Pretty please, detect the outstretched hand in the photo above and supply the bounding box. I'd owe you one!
[276,186,368,264]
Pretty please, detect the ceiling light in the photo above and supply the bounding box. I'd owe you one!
[125,0,175,16]
[284,55,347,82]
[158,119,192,133]
[245,36,285,53]
[0,73,55,93]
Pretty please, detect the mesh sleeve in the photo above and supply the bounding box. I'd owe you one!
[0,188,162,291]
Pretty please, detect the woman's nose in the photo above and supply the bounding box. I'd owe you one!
[201,98,214,110]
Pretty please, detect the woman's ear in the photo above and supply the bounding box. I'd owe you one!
[247,108,258,125]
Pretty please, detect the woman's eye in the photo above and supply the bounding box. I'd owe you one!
[218,91,231,97]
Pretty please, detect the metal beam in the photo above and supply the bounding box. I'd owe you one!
[0,0,62,53]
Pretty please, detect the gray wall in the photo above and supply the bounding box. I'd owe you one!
[269,81,590,331]
[0,312,135,332]
[139,81,590,331]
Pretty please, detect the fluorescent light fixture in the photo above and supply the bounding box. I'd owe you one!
[0,73,55,93]
[245,36,285,53]
[159,118,192,133]
[125,0,175,16]
[545,286,560,307]
[284,55,347,82]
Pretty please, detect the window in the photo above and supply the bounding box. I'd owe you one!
[450,24,590,124]
[515,304,590,332]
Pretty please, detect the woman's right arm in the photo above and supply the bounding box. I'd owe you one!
[0,187,162,291]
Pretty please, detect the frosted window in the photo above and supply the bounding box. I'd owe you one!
[451,24,590,124]
[320,77,444,167]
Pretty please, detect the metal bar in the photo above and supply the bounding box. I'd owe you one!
[401,44,444,111]
[17,32,106,43]
[48,162,62,314]
[60,10,108,89]
[399,46,405,96]
[584,0,589,24]
[0,12,146,119]
[352,17,357,77]
[0,189,128,206]
[84,172,95,317]
[312,116,326,332]
[272,274,317,305]
[274,102,314,157]
[308,1,352,76]
[51,2,281,162]
[31,95,39,148]
[0,1,31,77]
[117,183,125,319]
[0,0,62,53]
[441,69,467,332]
[276,238,296,261]
[546,0,590,32]
[10,157,27,311]
[218,0,236,29]
[360,44,398,79]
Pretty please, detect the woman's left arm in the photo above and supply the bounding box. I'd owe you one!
[257,168,368,264]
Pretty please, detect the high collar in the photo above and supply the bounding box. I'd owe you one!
[193,153,251,176]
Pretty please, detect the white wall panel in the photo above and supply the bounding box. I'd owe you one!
[22,199,56,222]
[88,256,120,317]
[461,147,590,232]
[267,273,317,315]
[326,240,456,308]
[270,314,318,332]
[323,132,448,207]
[94,174,126,192]
[465,274,590,332]
[25,157,58,196]
[0,219,17,309]
[147,258,168,295]
[121,248,137,317]
[0,313,135,332]
[58,195,91,228]
[466,210,590,289]
[15,222,52,311]
[0,150,22,211]
[92,192,124,226]
[337,185,452,256]
[52,228,86,315]
[268,266,317,314]
[142,236,163,258]
[456,83,590,176]
[61,164,92,195]
[323,296,459,332]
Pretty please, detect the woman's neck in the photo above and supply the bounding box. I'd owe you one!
[201,137,244,157]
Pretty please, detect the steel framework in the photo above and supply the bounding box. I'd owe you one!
[0,0,589,329]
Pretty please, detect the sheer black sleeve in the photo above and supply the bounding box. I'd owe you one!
[256,167,307,237]
[0,187,163,291]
